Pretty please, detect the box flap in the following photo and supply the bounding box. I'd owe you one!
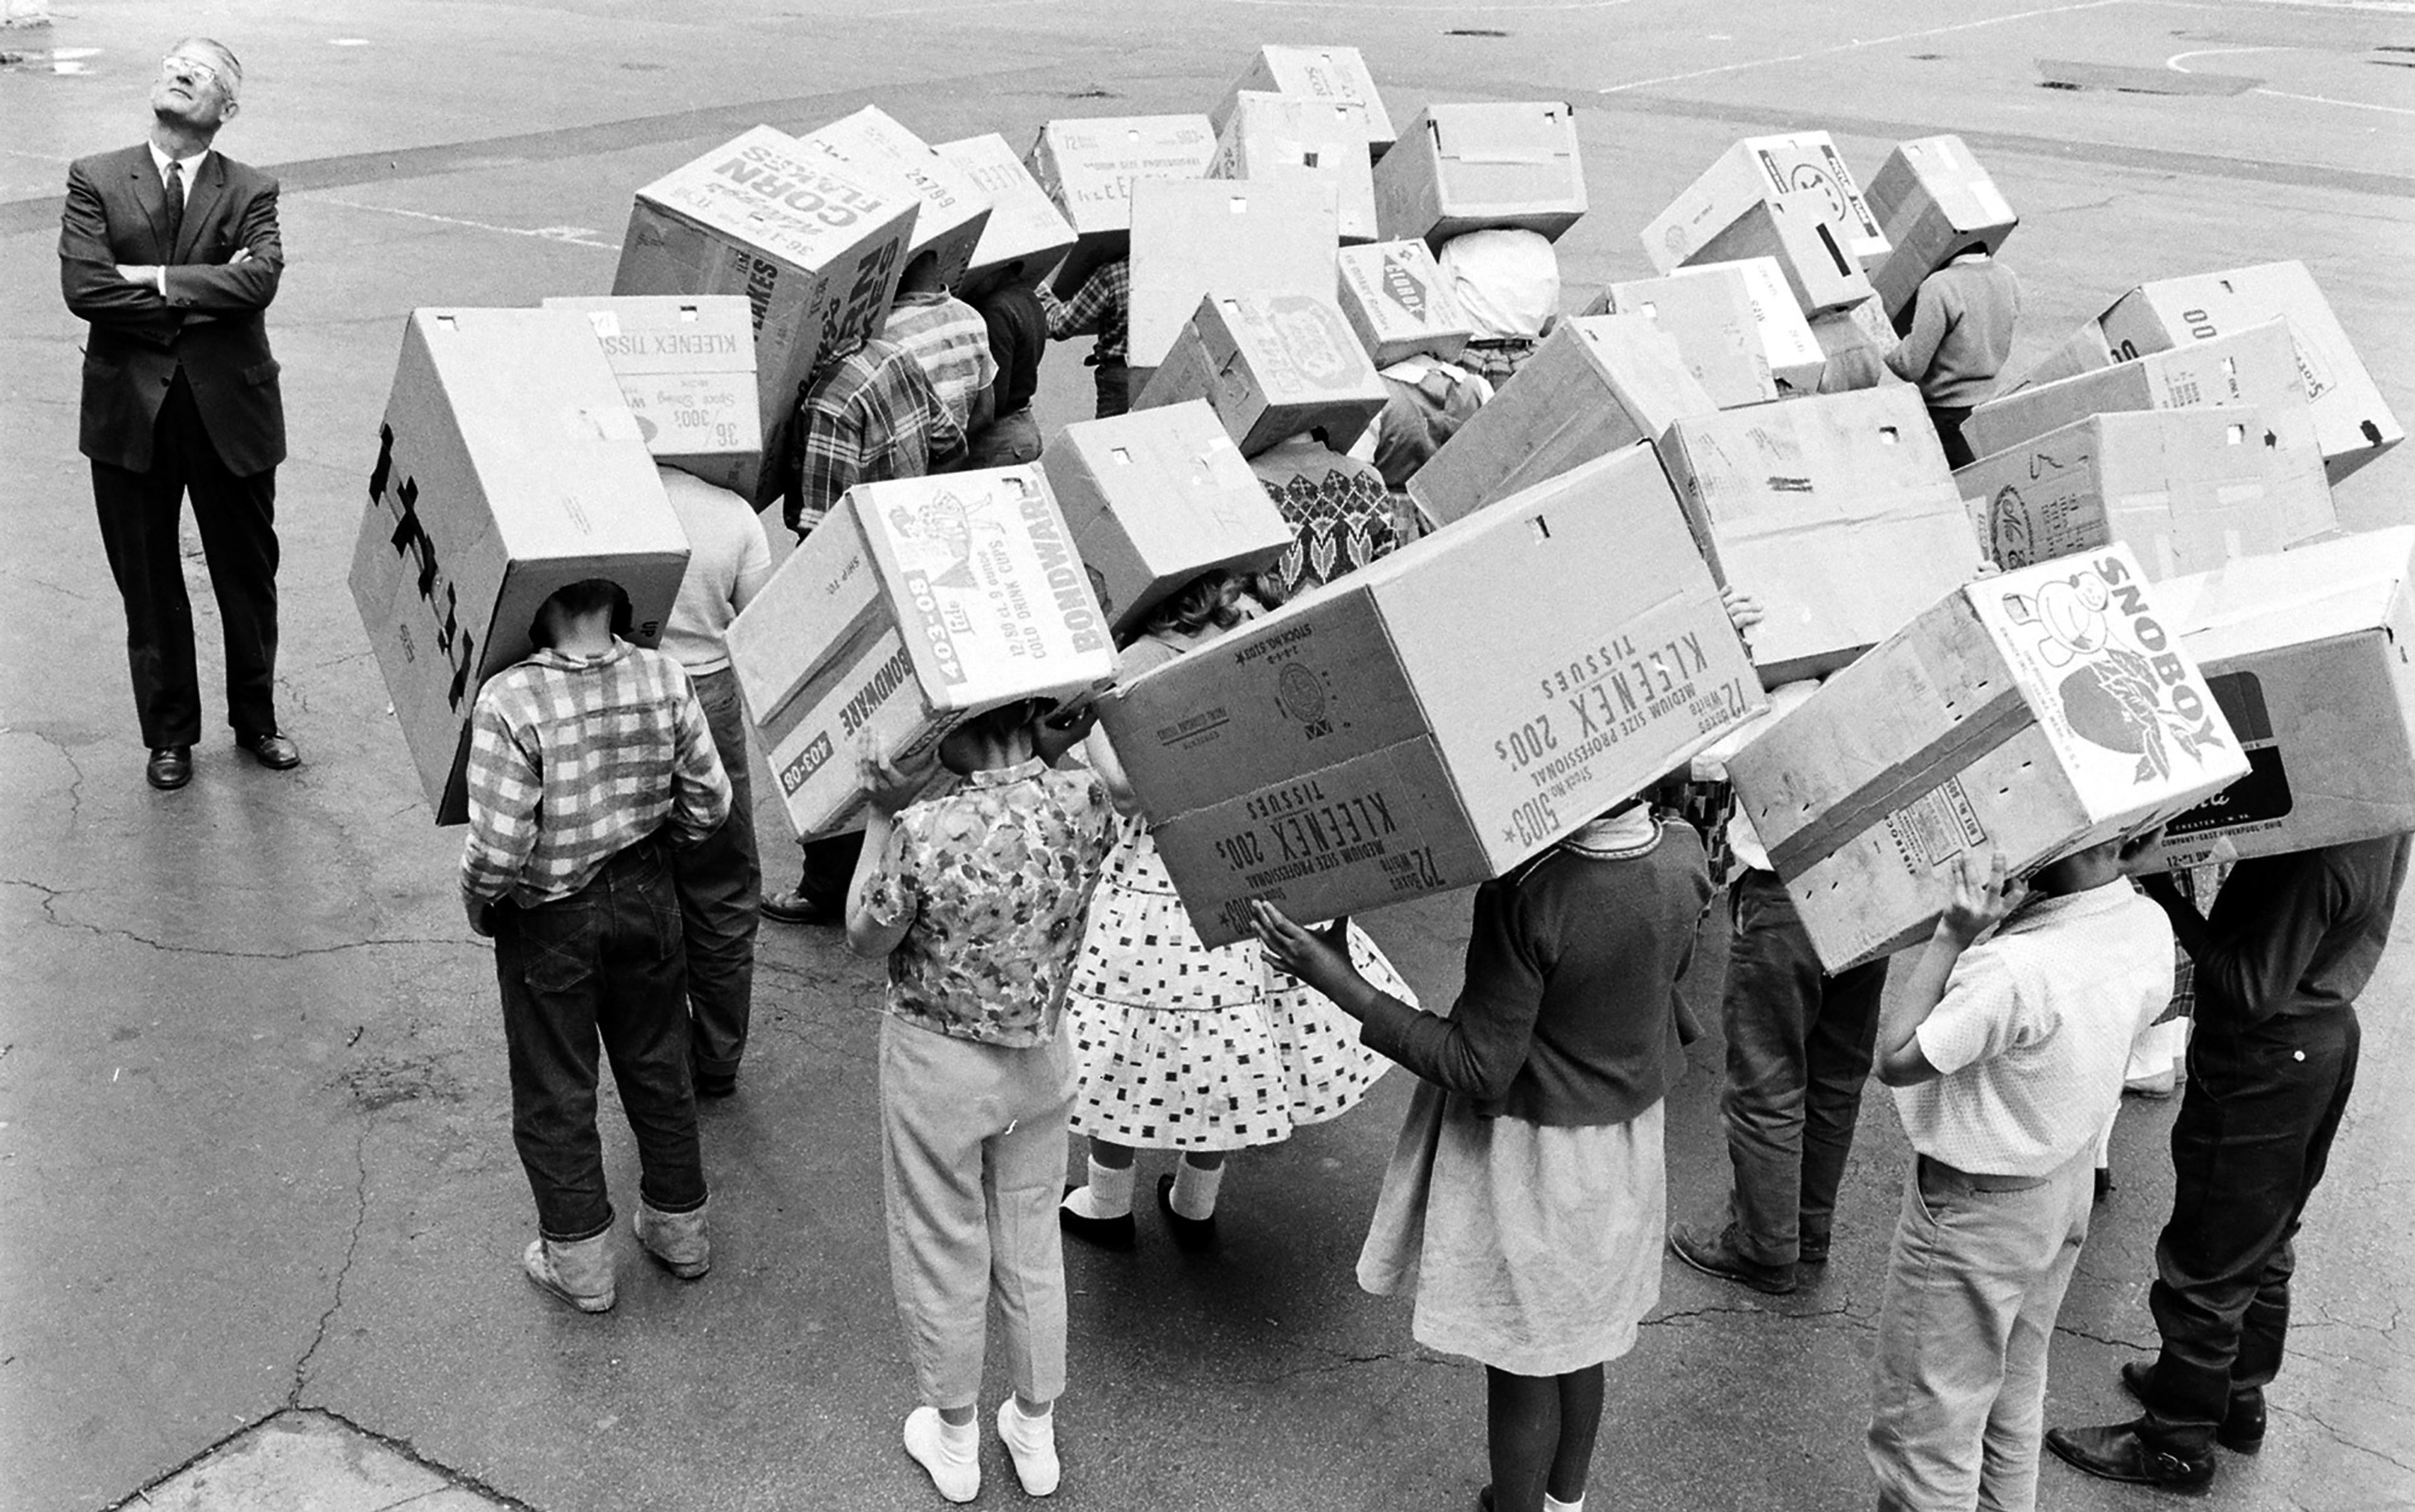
[2160,528,2415,664]
[1430,103,1571,164]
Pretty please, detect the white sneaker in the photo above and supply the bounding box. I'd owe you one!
[903,1405,979,1503]
[996,1397,1061,1497]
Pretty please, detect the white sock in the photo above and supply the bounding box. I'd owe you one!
[997,1397,1061,1496]
[1062,1156,1134,1221]
[1170,1156,1224,1220]
[1546,1494,1584,1512]
[903,1406,979,1503]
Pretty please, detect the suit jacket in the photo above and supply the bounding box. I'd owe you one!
[60,143,286,477]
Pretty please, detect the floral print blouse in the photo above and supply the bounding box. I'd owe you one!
[863,757,1118,1047]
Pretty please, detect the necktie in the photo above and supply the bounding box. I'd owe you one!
[162,159,184,257]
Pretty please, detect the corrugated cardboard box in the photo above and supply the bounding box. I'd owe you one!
[1126,177,1341,369]
[611,126,918,504]
[1658,386,1984,684]
[1670,258,1826,394]
[1135,293,1387,457]
[933,133,1079,299]
[1373,103,1587,246]
[1210,45,1396,158]
[352,309,692,825]
[1645,131,1890,275]
[541,295,760,492]
[2155,528,2415,869]
[1806,293,1900,394]
[1728,543,2250,969]
[1667,191,1874,316]
[726,467,1118,838]
[1102,445,1763,944]
[2013,322,2118,392]
[1042,401,1294,634]
[1963,321,2313,464]
[1862,135,2018,321]
[1407,314,1716,527]
[1335,239,1472,364]
[1211,92,1379,243]
[794,106,992,292]
[1024,114,1219,287]
[1588,270,1778,410]
[1956,408,2336,579]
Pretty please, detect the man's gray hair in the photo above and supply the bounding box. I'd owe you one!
[171,36,243,101]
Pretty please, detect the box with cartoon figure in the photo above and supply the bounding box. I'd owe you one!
[1728,543,2250,970]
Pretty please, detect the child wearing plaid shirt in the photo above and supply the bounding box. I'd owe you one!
[462,578,731,1314]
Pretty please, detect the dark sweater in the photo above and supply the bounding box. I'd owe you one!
[2175,835,2411,1026]
[1357,818,1711,1127]
[977,285,1048,417]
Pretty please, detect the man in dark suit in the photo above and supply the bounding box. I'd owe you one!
[60,36,296,791]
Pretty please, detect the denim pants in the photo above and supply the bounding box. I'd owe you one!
[1092,359,1131,420]
[676,666,759,1078]
[965,406,1043,469]
[2142,1009,2360,1454]
[1867,1147,2094,1512]
[1720,869,1890,1264]
[493,837,706,1240]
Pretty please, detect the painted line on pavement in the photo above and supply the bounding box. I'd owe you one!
[2170,42,2415,116]
[1597,0,2128,93]
[318,197,621,251]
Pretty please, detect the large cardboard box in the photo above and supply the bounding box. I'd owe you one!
[1665,191,1874,316]
[1135,293,1388,457]
[1210,45,1396,158]
[1041,401,1294,635]
[353,309,692,825]
[1670,258,1826,394]
[726,467,1118,838]
[541,295,759,492]
[1646,132,1889,274]
[1588,269,1778,410]
[1211,92,1379,243]
[2154,528,2415,869]
[1963,321,2314,464]
[2012,321,2118,393]
[1024,114,1219,286]
[1658,386,1984,684]
[1862,135,2019,321]
[1956,408,2337,579]
[933,133,1079,299]
[2094,262,2404,486]
[1373,103,1587,246]
[1806,293,1901,394]
[1407,314,1716,527]
[1101,445,1764,944]
[1335,239,1472,364]
[612,126,918,504]
[794,106,992,293]
[1728,544,2250,969]
[1127,177,1341,369]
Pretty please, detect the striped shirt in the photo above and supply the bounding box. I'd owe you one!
[1038,257,1130,364]
[789,336,965,538]
[881,291,998,432]
[460,641,731,909]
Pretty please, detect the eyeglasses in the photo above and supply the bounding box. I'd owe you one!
[158,55,221,88]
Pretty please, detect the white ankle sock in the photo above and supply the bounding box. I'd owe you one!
[1170,1157,1224,1220]
[1546,1494,1584,1512]
[903,1406,979,1503]
[997,1398,1061,1496]
[1062,1156,1134,1221]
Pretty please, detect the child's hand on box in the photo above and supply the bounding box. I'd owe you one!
[862,742,937,817]
[1034,699,1098,767]
[1249,901,1362,1006]
[1939,850,2026,945]
[1721,586,1765,640]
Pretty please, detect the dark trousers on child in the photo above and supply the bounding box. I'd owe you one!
[1926,405,1977,469]
[493,836,707,1241]
[677,666,759,1081]
[2137,1008,2360,1454]
[1092,359,1131,420]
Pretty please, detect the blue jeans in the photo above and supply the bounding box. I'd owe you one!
[677,666,758,1079]
[493,837,706,1239]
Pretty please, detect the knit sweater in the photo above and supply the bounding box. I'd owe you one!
[2182,835,2411,1026]
[1885,256,2022,409]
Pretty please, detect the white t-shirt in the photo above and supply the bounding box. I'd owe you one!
[1436,228,1559,342]
[657,465,774,674]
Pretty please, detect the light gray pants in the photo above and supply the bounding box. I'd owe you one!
[1866,1145,2094,1512]
[880,1014,1073,1410]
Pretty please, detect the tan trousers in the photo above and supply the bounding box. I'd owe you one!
[879,1014,1073,1409]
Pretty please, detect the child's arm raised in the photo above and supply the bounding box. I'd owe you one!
[844,750,937,959]
[1876,851,2026,1086]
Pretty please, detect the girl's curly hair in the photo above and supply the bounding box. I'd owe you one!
[1130,568,1251,645]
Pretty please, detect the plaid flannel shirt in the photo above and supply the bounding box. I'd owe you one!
[788,336,965,537]
[459,641,731,909]
[1038,257,1128,364]
[881,291,998,432]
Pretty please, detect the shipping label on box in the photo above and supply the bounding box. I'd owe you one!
[1335,239,1472,364]
[1645,131,1889,275]
[1211,44,1396,157]
[1025,114,1219,275]
[1374,103,1587,246]
[352,309,692,824]
[1863,135,2018,320]
[1106,445,1763,943]
[794,106,992,292]
[541,295,760,488]
[612,126,918,504]
[1597,269,1779,410]
[1042,400,1294,633]
[1126,177,1341,369]
[1963,321,2312,465]
[728,467,1118,837]
[1211,91,1379,243]
[1138,292,1388,457]
[935,132,1079,297]
[1669,258,1826,394]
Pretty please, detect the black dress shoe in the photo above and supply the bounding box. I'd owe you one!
[2045,1421,2215,1493]
[1058,1182,1135,1251]
[1156,1173,1218,1253]
[2120,1362,2265,1454]
[236,731,301,769]
[146,745,193,791]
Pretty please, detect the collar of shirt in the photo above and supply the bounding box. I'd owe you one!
[147,141,209,193]
[1996,876,2138,937]
[1564,804,1660,856]
[963,757,1046,789]
[523,640,635,674]
[891,290,948,309]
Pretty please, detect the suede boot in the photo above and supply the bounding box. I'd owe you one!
[522,1230,616,1313]
[635,1197,711,1279]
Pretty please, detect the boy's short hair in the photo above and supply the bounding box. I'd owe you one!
[531,578,631,645]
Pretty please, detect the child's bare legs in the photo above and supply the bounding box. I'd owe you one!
[1486,1364,1605,1512]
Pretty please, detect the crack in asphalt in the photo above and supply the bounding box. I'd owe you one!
[289,1121,372,1407]
[1642,1299,1874,1329]
[2049,1321,2160,1351]
[2284,1399,2415,1477]
[1248,1344,1457,1386]
[5,878,458,959]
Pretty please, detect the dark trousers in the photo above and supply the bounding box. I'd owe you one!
[91,369,280,747]
[1092,359,1131,420]
[794,830,867,912]
[965,406,1043,468]
[1720,869,1890,1265]
[1927,404,1977,470]
[493,838,706,1240]
[2142,1009,2360,1453]
[676,667,759,1079]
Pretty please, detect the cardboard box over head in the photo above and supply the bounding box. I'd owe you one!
[541,296,760,492]
[1963,321,2313,464]
[1126,177,1341,369]
[1136,292,1387,457]
[1211,92,1379,244]
[612,125,918,506]
[1863,135,2018,322]
[1658,385,1983,685]
[1024,114,1219,291]
[1042,400,1294,635]
[1211,45,1396,158]
[1101,444,1764,945]
[1374,103,1587,247]
[726,467,1118,838]
[2152,528,2415,869]
[353,308,692,825]
[1645,131,1890,276]
[794,106,992,293]
[1957,408,2336,579]
[1664,192,1874,317]
[1728,543,2250,970]
[933,133,1079,300]
[1588,269,1779,411]
[1407,314,1715,528]
[1669,258,1826,394]
[1335,239,1472,364]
